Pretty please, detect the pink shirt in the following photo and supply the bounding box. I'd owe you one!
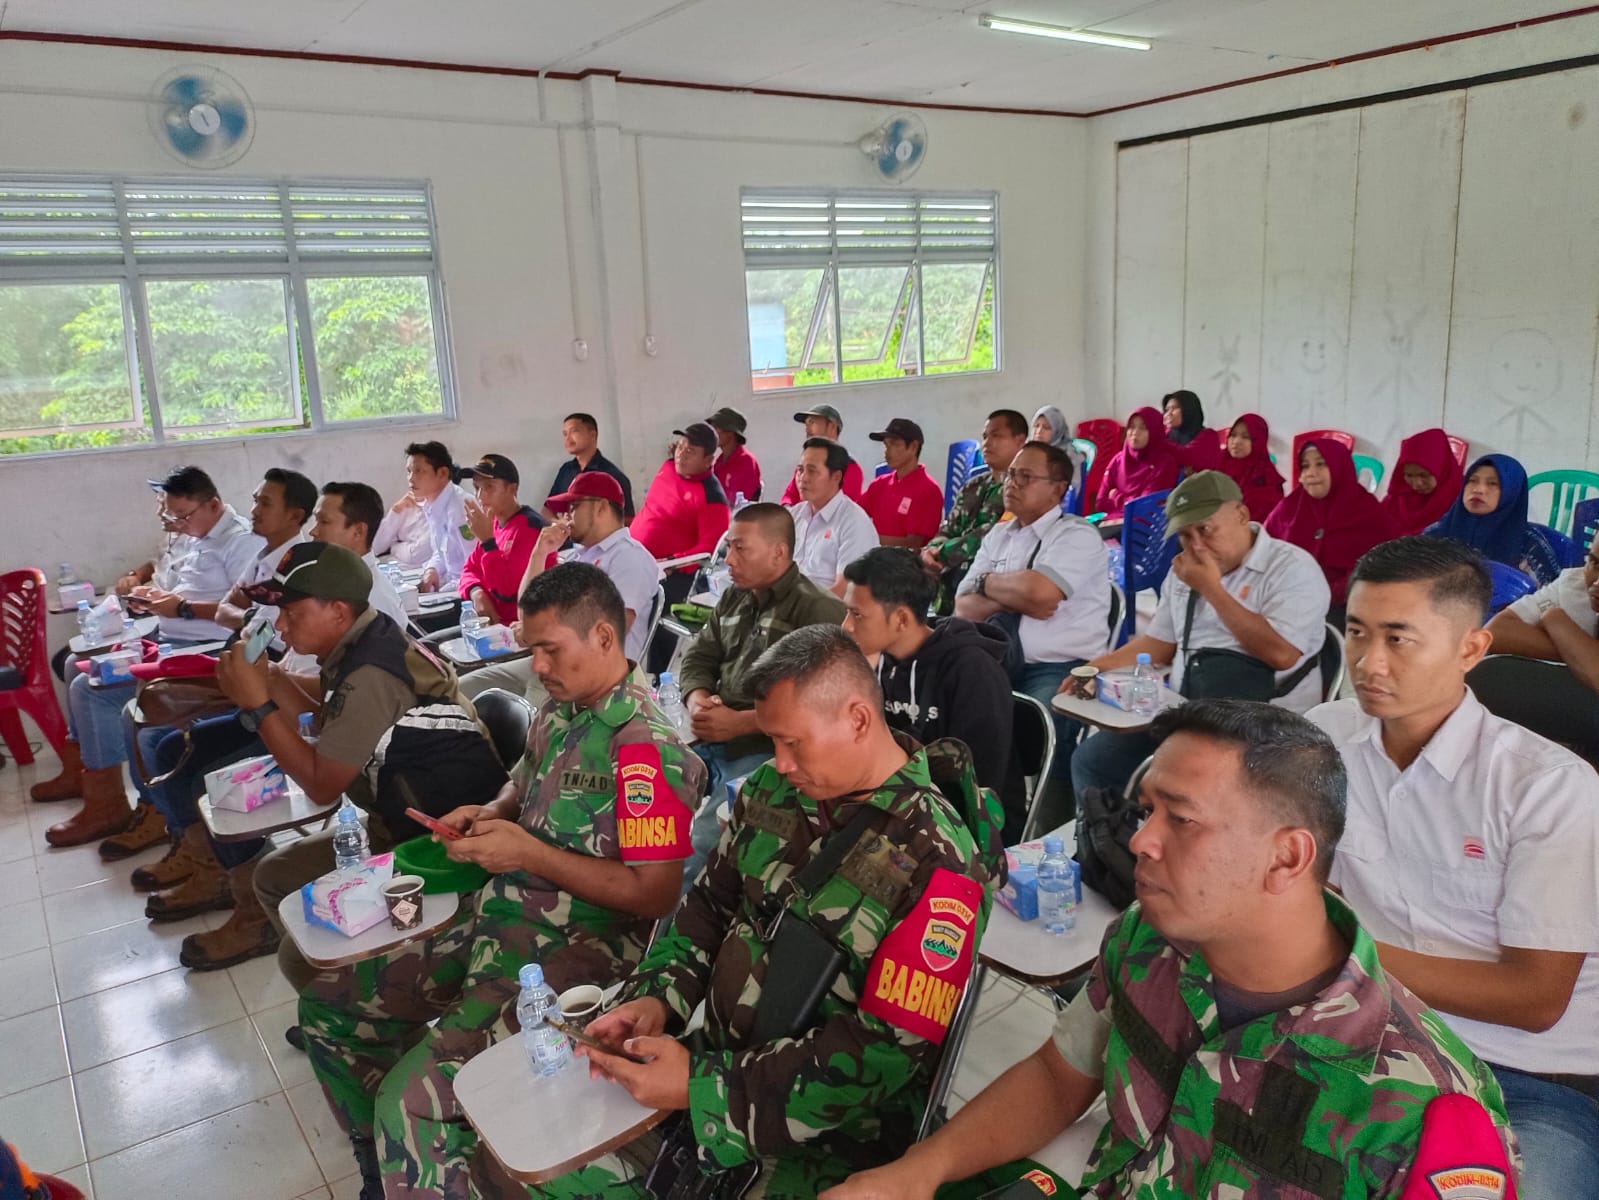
[861,463,943,542]
[713,443,763,505]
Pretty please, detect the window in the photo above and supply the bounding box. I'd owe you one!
[0,177,451,456]
[741,189,997,391]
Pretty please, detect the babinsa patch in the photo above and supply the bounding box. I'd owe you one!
[614,743,691,862]
[860,866,982,1044]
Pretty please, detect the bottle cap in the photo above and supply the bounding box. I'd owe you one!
[518,962,544,989]
[659,671,674,684]
[1136,652,1152,665]
[337,805,359,824]
[1043,835,1064,853]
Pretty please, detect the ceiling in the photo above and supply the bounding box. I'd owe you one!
[0,0,1584,114]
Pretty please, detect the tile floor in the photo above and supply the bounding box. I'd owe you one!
[0,744,1054,1199]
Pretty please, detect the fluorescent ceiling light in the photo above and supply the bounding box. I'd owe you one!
[977,14,1152,51]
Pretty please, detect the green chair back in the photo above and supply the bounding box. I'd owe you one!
[1352,454,1385,493]
[1527,469,1599,537]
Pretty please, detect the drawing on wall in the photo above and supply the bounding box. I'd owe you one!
[1374,305,1426,407]
[1209,334,1243,406]
[1487,328,1561,442]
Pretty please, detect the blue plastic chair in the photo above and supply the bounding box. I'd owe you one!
[874,462,892,478]
[1523,524,1575,585]
[1486,561,1537,613]
[1066,438,1096,517]
[944,440,983,516]
[1573,496,1599,556]
[1116,489,1175,643]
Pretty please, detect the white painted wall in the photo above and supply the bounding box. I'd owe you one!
[0,40,1086,601]
[1085,13,1599,499]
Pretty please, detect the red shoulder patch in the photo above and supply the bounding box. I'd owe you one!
[1399,1094,1517,1200]
[614,742,691,863]
[859,866,984,1044]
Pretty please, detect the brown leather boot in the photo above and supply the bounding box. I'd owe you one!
[145,826,233,922]
[44,767,132,848]
[180,857,280,971]
[130,833,196,893]
[99,799,168,862]
[30,740,84,803]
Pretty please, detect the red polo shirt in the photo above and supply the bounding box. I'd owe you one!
[861,463,943,542]
[713,443,763,505]
[631,459,731,560]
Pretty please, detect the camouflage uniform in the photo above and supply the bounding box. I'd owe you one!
[521,737,1005,1199]
[297,666,706,1197]
[927,473,1006,614]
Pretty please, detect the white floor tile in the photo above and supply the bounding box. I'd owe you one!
[0,855,43,908]
[0,1078,84,1174]
[33,841,120,897]
[328,1173,365,1200]
[50,1163,93,1200]
[297,1189,334,1200]
[0,815,37,864]
[0,898,48,960]
[0,946,59,1020]
[87,1095,323,1200]
[253,999,317,1090]
[286,1079,357,1184]
[50,911,210,1001]
[0,1005,69,1096]
[42,878,151,943]
[75,1017,284,1160]
[229,948,299,1014]
[61,965,247,1071]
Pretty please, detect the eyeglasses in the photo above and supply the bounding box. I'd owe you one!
[1004,468,1057,488]
[160,503,204,526]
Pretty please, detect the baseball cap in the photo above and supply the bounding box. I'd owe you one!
[672,422,718,454]
[1163,470,1244,538]
[793,403,844,430]
[869,418,925,446]
[546,470,625,513]
[243,542,372,606]
[705,406,748,442]
[468,453,519,485]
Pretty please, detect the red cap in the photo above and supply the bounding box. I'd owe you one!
[547,470,625,513]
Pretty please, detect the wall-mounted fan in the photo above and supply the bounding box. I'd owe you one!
[148,65,255,169]
[858,113,927,182]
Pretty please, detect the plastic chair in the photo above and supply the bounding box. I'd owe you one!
[643,582,669,650]
[1523,524,1575,586]
[874,462,893,478]
[1447,435,1469,469]
[944,440,983,516]
[917,954,987,1140]
[1467,655,1599,764]
[0,568,70,766]
[1117,489,1176,644]
[1574,497,1599,556]
[471,688,534,770]
[1075,419,1123,514]
[1527,469,1599,539]
[1318,623,1345,703]
[1351,454,1385,493]
[1106,581,1126,653]
[1061,438,1096,517]
[1486,561,1537,613]
[1289,429,1355,470]
[1012,692,1057,843]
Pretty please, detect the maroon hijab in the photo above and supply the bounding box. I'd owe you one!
[1216,413,1285,523]
[1100,407,1181,517]
[1381,428,1464,536]
[1265,439,1396,607]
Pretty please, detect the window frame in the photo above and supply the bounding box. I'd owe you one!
[0,173,456,459]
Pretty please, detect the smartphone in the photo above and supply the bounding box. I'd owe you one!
[404,806,463,841]
[241,613,275,663]
[546,1016,651,1064]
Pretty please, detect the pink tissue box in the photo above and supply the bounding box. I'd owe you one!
[203,755,288,812]
[301,853,395,938]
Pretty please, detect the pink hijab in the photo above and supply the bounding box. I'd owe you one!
[1099,407,1181,518]
[1265,439,1396,607]
[1216,413,1285,523]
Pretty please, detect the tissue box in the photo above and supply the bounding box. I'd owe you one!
[90,648,139,683]
[466,624,519,658]
[301,853,395,938]
[1098,672,1170,712]
[203,755,289,813]
[996,841,1081,921]
[58,581,95,609]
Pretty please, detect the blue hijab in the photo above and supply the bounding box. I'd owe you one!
[1430,453,1529,566]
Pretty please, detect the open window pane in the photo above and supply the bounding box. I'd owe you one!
[0,282,149,455]
[920,262,989,367]
[308,275,443,421]
[837,266,909,364]
[145,278,300,435]
[745,267,828,389]
[926,268,994,376]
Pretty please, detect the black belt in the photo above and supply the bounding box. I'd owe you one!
[1487,1061,1599,1102]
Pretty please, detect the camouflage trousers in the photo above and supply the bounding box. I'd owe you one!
[297,879,642,1200]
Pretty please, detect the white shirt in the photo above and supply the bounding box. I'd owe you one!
[788,492,879,591]
[1508,567,1598,636]
[957,509,1111,663]
[564,527,660,663]
[1147,523,1329,712]
[157,505,265,642]
[371,502,431,567]
[1309,691,1599,1073]
[363,551,410,629]
[420,482,474,587]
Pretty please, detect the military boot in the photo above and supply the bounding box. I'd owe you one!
[130,832,199,893]
[179,856,280,970]
[349,1132,383,1200]
[29,739,83,802]
[98,799,168,861]
[145,826,232,922]
[44,767,132,847]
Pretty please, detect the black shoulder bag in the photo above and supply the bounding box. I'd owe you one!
[1178,587,1317,702]
[984,540,1044,684]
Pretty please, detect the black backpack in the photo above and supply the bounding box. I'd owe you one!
[1073,783,1139,910]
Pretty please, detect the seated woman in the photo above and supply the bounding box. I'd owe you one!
[1097,406,1181,523]
[1424,453,1530,568]
[1381,427,1462,536]
[1161,388,1223,473]
[1033,405,1088,504]
[1265,439,1395,620]
[1217,413,1285,523]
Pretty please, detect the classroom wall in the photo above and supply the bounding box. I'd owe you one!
[1084,12,1599,494]
[0,40,1085,595]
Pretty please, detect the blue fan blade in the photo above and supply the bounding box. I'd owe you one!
[903,141,924,166]
[216,101,248,140]
[167,124,204,156]
[164,75,204,105]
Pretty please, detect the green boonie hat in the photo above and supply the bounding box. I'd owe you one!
[705,406,748,441]
[242,541,371,606]
[1164,470,1244,538]
[392,835,490,895]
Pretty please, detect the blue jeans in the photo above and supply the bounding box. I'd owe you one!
[141,714,267,870]
[65,672,139,770]
[1016,660,1084,783]
[684,742,771,892]
[1071,728,1159,807]
[1489,1064,1599,1198]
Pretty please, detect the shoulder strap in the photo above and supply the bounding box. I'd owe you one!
[1180,584,1200,660]
[1180,585,1319,699]
[790,803,879,899]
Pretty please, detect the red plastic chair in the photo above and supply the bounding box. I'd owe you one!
[1290,429,1356,471]
[1076,418,1124,513]
[0,568,69,766]
[1447,435,1469,469]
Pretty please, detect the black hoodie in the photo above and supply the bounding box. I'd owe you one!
[875,617,1027,838]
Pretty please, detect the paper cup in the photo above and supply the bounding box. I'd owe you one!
[557,984,605,1023]
[1070,664,1100,698]
[382,874,425,931]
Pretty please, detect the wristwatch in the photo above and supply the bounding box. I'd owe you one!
[176,599,196,621]
[238,700,279,733]
[974,572,992,598]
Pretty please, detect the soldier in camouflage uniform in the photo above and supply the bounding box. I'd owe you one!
[503,624,1004,1199]
[921,410,1028,614]
[296,563,706,1199]
[825,701,1519,1200]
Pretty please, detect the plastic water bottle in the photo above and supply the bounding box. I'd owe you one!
[733,491,748,512]
[332,801,368,873]
[75,598,99,642]
[58,563,76,587]
[1131,652,1160,718]
[298,712,318,747]
[1037,836,1077,935]
[516,962,573,1077]
[157,643,175,660]
[655,671,689,739]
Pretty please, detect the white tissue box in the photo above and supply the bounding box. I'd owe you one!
[58,581,95,609]
[203,755,289,813]
[301,853,395,938]
[466,624,518,658]
[90,648,139,683]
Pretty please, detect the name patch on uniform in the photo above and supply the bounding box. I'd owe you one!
[859,867,982,1043]
[742,798,801,841]
[559,769,614,793]
[615,743,690,862]
[1424,1168,1507,1200]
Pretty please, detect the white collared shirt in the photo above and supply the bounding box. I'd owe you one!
[788,492,879,591]
[1147,523,1329,711]
[565,527,661,662]
[1309,691,1599,1072]
[371,502,430,567]
[1508,567,1599,637]
[157,504,265,642]
[957,509,1111,663]
[420,482,474,587]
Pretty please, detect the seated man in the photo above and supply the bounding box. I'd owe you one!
[32,466,264,843]
[1310,536,1599,1196]
[1483,527,1599,761]
[922,409,1029,614]
[678,503,844,865]
[400,440,474,594]
[826,700,1518,1200]
[456,453,545,626]
[536,624,1001,1197]
[707,405,762,505]
[789,437,879,594]
[300,563,704,1199]
[1067,470,1329,803]
[780,402,864,505]
[861,418,943,549]
[310,481,408,628]
[544,410,634,521]
[843,546,1026,839]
